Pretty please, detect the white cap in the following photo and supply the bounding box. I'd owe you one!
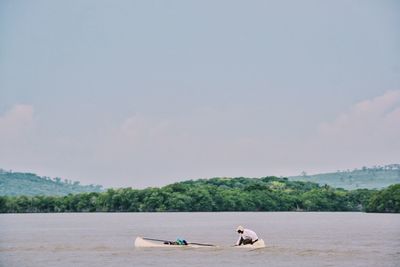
[236,225,244,232]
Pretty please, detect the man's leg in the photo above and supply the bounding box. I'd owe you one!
[242,238,253,245]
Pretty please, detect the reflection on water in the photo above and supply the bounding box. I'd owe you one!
[0,212,399,267]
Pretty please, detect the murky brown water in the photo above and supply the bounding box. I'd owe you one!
[0,212,399,267]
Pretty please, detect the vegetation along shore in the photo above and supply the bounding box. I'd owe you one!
[1,176,399,213]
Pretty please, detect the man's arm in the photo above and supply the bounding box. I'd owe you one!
[235,236,243,246]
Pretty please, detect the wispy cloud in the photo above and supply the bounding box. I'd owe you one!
[318,90,400,141]
[91,92,400,186]
[0,104,35,139]
[1,92,399,187]
[303,90,400,171]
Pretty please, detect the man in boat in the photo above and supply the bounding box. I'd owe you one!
[235,225,259,246]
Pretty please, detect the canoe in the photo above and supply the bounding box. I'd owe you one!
[134,236,265,249]
[234,239,266,249]
[134,237,216,248]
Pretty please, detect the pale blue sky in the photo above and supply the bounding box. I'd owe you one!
[1,0,399,188]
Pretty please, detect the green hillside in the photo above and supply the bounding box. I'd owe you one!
[0,169,103,196]
[2,164,399,197]
[289,164,400,189]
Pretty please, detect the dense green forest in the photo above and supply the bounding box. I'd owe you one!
[289,164,400,189]
[1,176,398,213]
[365,184,400,213]
[0,169,103,196]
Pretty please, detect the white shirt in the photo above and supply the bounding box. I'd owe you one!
[236,229,259,245]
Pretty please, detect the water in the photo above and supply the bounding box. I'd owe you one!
[0,212,399,267]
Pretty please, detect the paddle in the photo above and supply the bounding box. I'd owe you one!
[187,242,216,247]
[142,237,216,247]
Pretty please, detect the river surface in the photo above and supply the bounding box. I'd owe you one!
[0,212,399,267]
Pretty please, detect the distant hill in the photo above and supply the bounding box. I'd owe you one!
[0,169,103,196]
[289,164,400,190]
[2,164,399,196]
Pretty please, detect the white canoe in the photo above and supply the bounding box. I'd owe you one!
[134,237,216,248]
[135,237,266,249]
[234,239,266,249]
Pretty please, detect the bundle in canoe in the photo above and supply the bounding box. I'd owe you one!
[134,237,217,248]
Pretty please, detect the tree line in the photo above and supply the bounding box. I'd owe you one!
[0,177,398,213]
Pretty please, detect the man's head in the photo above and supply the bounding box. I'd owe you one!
[236,225,244,234]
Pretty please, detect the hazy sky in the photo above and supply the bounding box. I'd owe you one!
[1,0,399,188]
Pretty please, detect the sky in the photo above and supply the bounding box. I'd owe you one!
[0,0,399,188]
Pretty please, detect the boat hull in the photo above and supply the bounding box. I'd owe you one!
[235,239,266,249]
[134,237,265,249]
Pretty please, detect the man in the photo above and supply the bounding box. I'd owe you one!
[235,225,259,246]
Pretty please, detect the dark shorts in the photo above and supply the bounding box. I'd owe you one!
[239,237,258,245]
